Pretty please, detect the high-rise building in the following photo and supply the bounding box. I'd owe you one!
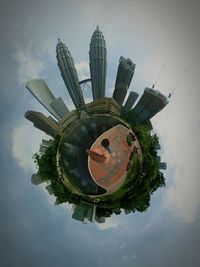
[95,216,106,224]
[127,87,169,125]
[113,57,135,105]
[89,26,107,100]
[159,162,167,170]
[72,203,96,223]
[31,174,44,185]
[156,156,161,162]
[50,97,69,118]
[45,185,53,195]
[123,91,139,113]
[39,145,47,154]
[155,143,161,150]
[48,116,60,125]
[41,139,53,148]
[39,139,53,154]
[56,39,85,108]
[26,79,62,120]
[25,110,60,137]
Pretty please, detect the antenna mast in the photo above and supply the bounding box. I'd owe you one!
[168,69,186,98]
[152,64,166,89]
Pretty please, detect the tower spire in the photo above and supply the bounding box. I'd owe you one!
[152,64,166,89]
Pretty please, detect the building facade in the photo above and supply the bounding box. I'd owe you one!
[85,97,121,116]
[72,203,96,223]
[56,39,85,108]
[41,139,53,148]
[123,91,139,113]
[25,110,60,137]
[50,97,69,118]
[89,26,107,100]
[31,174,44,185]
[26,79,62,120]
[113,57,135,105]
[127,87,169,125]
[159,162,167,170]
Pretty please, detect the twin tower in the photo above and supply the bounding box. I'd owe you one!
[25,26,169,136]
[56,26,107,108]
[56,26,136,109]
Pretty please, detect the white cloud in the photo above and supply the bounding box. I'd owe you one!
[13,37,57,86]
[75,61,90,81]
[11,120,48,173]
[151,69,200,223]
[14,44,45,84]
[120,243,126,249]
[96,215,126,230]
[40,40,55,57]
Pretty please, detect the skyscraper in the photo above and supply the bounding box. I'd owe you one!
[159,162,167,170]
[41,139,53,148]
[31,174,44,185]
[26,79,62,120]
[50,97,69,118]
[156,156,161,162]
[123,91,139,113]
[39,145,47,154]
[127,87,169,125]
[113,57,135,105]
[45,185,53,195]
[89,26,107,100]
[155,143,161,150]
[72,203,96,223]
[25,110,60,137]
[56,39,85,108]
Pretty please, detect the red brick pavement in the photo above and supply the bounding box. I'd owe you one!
[88,125,137,193]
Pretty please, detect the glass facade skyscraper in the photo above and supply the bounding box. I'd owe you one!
[26,79,62,120]
[127,87,169,125]
[123,91,139,113]
[50,97,69,118]
[113,57,135,106]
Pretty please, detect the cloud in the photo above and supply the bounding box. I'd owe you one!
[75,61,90,81]
[151,76,200,223]
[14,44,45,84]
[11,120,48,172]
[13,38,57,86]
[96,215,126,230]
[130,22,200,224]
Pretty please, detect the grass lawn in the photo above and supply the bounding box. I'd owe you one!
[100,154,141,202]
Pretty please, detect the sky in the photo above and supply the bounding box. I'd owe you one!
[0,0,200,266]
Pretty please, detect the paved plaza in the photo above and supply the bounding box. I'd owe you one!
[88,125,141,194]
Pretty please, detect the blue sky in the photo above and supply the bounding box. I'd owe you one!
[0,0,200,266]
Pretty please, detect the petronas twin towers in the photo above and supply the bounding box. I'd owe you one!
[56,26,107,108]
[25,26,169,137]
[56,38,85,108]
